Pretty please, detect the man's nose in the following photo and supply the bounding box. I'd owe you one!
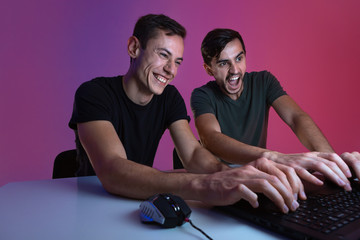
[164,61,176,75]
[229,63,240,74]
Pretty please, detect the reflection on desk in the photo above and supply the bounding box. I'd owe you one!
[0,176,285,239]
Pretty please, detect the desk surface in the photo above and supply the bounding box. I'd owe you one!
[0,176,285,240]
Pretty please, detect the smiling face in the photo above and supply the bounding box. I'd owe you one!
[205,38,247,100]
[132,30,184,97]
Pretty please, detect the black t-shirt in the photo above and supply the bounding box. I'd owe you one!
[69,76,189,176]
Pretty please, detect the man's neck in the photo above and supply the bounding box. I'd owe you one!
[123,72,154,106]
[219,82,244,101]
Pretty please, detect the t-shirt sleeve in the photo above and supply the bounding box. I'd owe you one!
[68,80,112,130]
[165,86,190,128]
[264,71,287,105]
[190,87,215,118]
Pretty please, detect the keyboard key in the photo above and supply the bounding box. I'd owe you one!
[283,187,360,232]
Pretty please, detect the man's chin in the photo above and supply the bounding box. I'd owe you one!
[225,86,241,95]
[151,86,166,95]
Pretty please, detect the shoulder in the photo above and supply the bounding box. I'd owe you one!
[245,71,280,87]
[162,84,183,99]
[246,71,275,80]
[76,76,122,95]
[192,81,218,96]
[154,84,186,108]
[163,84,179,93]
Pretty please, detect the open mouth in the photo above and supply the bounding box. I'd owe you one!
[154,73,168,84]
[227,75,240,88]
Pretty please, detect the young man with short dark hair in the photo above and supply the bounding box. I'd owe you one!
[191,28,360,200]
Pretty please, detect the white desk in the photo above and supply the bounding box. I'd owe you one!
[0,176,286,239]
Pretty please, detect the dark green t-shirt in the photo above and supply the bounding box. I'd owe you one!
[191,71,286,149]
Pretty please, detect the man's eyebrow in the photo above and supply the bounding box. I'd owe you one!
[216,59,228,64]
[158,48,183,61]
[158,47,172,55]
[216,51,244,64]
[235,51,245,59]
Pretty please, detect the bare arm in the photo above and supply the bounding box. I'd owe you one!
[195,95,351,191]
[276,96,360,180]
[77,120,298,212]
[77,120,201,199]
[195,113,268,164]
[273,96,360,180]
[169,119,229,173]
[272,95,334,152]
[169,119,300,210]
[195,95,333,162]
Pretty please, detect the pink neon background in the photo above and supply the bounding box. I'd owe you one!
[1,0,359,186]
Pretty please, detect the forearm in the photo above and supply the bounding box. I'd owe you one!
[169,119,229,174]
[96,157,203,200]
[200,131,272,165]
[185,145,229,173]
[93,148,303,211]
[291,113,334,152]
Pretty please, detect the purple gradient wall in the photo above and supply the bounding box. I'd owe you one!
[1,0,359,186]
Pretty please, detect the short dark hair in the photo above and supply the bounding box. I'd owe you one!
[201,28,246,66]
[133,14,186,49]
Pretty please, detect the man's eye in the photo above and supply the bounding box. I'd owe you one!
[160,53,168,58]
[175,61,182,66]
[219,62,227,67]
[236,56,242,61]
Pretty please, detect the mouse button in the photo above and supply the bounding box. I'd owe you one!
[156,195,188,228]
[162,194,182,214]
[153,196,178,218]
[163,194,192,226]
[171,195,192,218]
[153,198,180,228]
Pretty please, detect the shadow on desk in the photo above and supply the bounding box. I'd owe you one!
[52,176,113,198]
[131,209,208,240]
[75,176,110,197]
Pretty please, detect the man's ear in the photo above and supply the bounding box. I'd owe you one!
[203,63,213,76]
[127,36,141,58]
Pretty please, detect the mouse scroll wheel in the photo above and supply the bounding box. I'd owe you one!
[165,196,181,215]
[171,204,180,213]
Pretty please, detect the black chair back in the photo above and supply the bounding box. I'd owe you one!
[52,149,77,179]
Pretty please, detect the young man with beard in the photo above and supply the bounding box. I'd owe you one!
[191,28,360,200]
[69,15,302,213]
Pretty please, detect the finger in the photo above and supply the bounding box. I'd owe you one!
[294,168,328,200]
[250,159,298,211]
[303,153,350,186]
[252,158,295,192]
[264,174,299,212]
[323,159,351,189]
[257,158,293,192]
[318,152,352,178]
[237,184,259,208]
[275,164,304,200]
[295,167,323,186]
[250,169,298,212]
[310,160,351,191]
[246,179,297,214]
[237,161,298,212]
[352,161,360,180]
[341,152,360,179]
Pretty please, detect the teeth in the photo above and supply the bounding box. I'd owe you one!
[155,74,167,83]
[229,76,239,81]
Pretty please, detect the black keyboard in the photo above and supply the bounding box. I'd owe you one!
[278,189,360,234]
